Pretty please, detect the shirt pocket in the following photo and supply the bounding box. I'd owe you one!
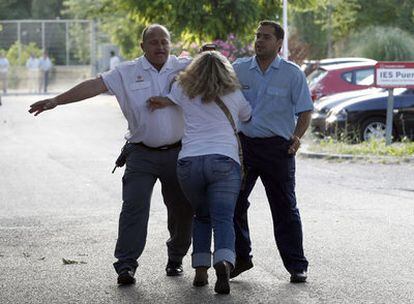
[129,81,151,91]
[266,86,290,112]
[267,86,289,97]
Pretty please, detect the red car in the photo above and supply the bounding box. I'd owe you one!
[307,61,377,101]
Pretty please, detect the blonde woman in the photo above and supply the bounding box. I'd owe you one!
[148,51,251,294]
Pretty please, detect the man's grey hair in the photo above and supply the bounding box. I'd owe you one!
[141,24,171,42]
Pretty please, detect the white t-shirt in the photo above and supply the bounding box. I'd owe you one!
[167,82,252,164]
[110,56,121,70]
[101,55,190,147]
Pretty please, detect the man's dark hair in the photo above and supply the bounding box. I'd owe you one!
[141,24,170,42]
[110,51,115,56]
[259,20,284,40]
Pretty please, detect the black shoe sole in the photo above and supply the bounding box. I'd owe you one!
[290,276,307,283]
[117,275,136,285]
[193,279,208,287]
[166,270,184,277]
[214,262,230,294]
[229,260,253,279]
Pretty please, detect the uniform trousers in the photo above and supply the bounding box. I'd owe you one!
[233,133,308,273]
[113,143,193,273]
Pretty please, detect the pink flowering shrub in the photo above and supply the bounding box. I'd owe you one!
[172,34,254,62]
[212,34,254,62]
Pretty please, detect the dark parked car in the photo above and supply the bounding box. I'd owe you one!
[311,88,385,136]
[307,61,377,101]
[325,88,414,141]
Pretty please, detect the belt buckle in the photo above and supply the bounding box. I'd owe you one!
[159,145,169,150]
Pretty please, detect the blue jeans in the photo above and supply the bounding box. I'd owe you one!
[177,154,241,268]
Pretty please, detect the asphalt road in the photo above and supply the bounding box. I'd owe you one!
[1,94,413,304]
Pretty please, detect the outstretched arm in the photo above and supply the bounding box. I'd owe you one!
[28,77,108,116]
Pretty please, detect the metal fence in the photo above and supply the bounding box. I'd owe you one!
[0,20,97,65]
[0,19,116,93]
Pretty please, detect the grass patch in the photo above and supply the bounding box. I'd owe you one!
[308,137,414,157]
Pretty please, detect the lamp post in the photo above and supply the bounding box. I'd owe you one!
[282,0,288,60]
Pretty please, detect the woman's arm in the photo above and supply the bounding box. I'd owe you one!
[147,96,175,111]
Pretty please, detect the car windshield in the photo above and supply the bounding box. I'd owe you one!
[307,68,327,88]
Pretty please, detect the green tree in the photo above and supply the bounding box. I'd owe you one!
[0,0,32,19]
[63,0,315,59]
[63,0,143,59]
[118,0,314,43]
[292,0,414,59]
[0,0,64,20]
[31,0,64,19]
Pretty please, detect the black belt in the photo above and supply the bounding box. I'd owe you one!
[132,141,181,151]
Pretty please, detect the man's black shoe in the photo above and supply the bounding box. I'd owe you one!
[117,269,136,285]
[166,260,183,276]
[290,270,307,283]
[229,258,253,279]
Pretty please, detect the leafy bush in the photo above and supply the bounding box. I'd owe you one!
[342,26,414,60]
[6,42,42,66]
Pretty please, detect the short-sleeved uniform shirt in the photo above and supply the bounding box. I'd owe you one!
[233,55,313,140]
[0,57,9,73]
[101,55,190,147]
[167,83,252,164]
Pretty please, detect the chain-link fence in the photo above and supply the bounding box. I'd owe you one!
[0,19,115,93]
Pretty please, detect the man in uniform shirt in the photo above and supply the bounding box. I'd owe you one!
[28,24,193,285]
[39,51,53,93]
[109,51,121,70]
[0,50,9,95]
[231,20,313,283]
[26,53,40,93]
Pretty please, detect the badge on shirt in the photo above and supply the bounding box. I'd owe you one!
[136,75,144,82]
[242,84,250,90]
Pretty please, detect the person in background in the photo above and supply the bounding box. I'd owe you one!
[0,51,9,95]
[148,51,252,294]
[28,24,193,285]
[231,20,313,283]
[39,51,53,93]
[26,53,39,93]
[109,50,121,70]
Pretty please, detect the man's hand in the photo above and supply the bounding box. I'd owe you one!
[28,98,58,116]
[147,96,173,112]
[288,135,301,155]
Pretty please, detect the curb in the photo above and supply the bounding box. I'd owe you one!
[298,146,414,163]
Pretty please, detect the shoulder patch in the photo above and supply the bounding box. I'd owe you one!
[281,59,301,71]
[171,56,191,71]
[233,57,253,66]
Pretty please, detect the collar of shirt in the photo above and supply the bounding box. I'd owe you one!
[142,55,174,73]
[250,55,282,74]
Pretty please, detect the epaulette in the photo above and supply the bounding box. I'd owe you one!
[233,57,253,66]
[281,58,301,71]
[176,56,192,68]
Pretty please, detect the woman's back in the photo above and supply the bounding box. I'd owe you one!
[167,83,251,164]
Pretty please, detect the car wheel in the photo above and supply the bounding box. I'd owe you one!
[360,117,387,142]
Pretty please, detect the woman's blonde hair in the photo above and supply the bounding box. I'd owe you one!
[177,51,240,102]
